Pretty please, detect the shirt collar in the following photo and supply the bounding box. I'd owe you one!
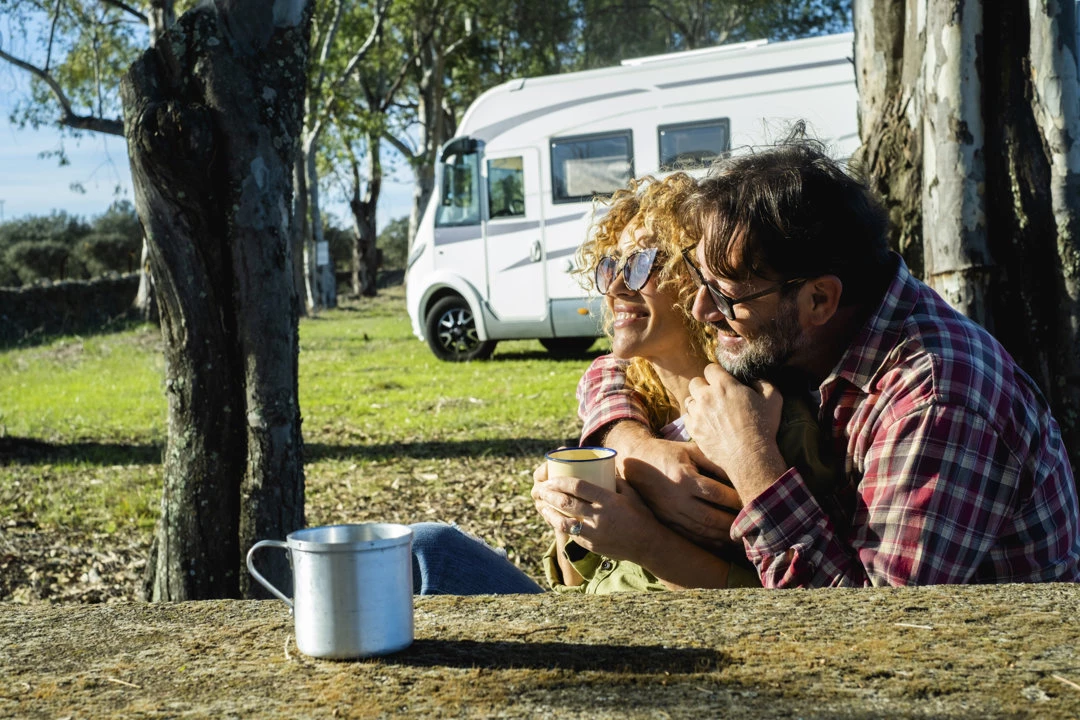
[821,253,918,395]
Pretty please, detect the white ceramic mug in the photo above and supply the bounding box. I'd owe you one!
[545,446,618,492]
[246,523,414,660]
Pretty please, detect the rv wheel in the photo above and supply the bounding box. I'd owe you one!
[539,337,596,359]
[425,296,497,362]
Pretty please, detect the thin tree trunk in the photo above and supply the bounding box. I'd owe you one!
[291,156,310,317]
[350,133,382,297]
[305,140,336,309]
[121,0,311,601]
[921,0,991,326]
[852,0,924,275]
[132,239,158,323]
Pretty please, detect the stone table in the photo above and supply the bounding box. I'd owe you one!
[2,584,1079,718]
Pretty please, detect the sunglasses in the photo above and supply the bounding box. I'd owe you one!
[595,247,661,295]
[680,247,805,320]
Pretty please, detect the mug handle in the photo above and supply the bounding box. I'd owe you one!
[246,540,293,610]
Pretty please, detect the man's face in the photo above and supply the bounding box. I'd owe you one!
[689,243,810,383]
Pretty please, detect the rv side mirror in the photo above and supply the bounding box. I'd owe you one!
[440,137,478,162]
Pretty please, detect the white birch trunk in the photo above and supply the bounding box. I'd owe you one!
[920,0,991,327]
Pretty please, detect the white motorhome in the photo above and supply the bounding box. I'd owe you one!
[406,32,859,361]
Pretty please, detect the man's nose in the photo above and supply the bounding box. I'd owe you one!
[691,285,723,322]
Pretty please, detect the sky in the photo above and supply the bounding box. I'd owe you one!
[0,65,413,230]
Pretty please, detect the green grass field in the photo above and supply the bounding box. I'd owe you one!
[0,285,607,594]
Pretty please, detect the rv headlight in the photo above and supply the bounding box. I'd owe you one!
[407,241,426,270]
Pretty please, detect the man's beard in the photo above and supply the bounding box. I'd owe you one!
[715,296,808,384]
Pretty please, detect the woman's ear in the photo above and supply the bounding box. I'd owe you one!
[802,275,843,327]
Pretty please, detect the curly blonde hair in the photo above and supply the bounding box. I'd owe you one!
[576,173,715,432]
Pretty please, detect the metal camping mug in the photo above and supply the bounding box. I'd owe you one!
[246,523,414,660]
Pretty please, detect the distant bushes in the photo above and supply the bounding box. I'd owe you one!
[0,273,141,346]
[0,202,142,288]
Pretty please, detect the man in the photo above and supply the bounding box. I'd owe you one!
[579,137,1080,587]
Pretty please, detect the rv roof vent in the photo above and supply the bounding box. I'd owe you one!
[621,38,769,67]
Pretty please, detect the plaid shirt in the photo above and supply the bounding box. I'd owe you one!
[577,257,1080,587]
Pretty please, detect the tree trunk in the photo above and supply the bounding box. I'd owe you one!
[291,156,311,317]
[132,239,159,323]
[120,0,311,601]
[304,141,336,309]
[350,132,382,297]
[407,44,451,252]
[855,0,1080,474]
[852,0,924,275]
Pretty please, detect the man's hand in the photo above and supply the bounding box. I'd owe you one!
[604,421,740,551]
[685,363,789,505]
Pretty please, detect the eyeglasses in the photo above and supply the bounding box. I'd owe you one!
[595,247,661,295]
[680,247,805,320]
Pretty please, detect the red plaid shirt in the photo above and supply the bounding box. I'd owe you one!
[577,257,1080,587]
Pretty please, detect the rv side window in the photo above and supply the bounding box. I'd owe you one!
[435,152,481,227]
[658,119,730,171]
[487,157,525,218]
[550,131,633,204]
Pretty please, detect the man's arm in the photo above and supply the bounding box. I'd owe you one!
[576,355,740,549]
[726,403,1024,587]
[683,361,1034,587]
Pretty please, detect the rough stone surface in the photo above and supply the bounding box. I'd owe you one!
[2,584,1079,718]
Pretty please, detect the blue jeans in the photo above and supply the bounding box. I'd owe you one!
[410,522,545,595]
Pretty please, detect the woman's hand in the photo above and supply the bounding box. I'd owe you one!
[531,460,736,590]
[533,472,661,565]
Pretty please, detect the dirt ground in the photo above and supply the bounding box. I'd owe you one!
[0,438,557,605]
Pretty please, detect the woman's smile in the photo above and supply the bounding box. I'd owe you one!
[613,304,650,329]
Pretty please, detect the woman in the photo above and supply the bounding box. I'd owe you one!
[534,172,760,591]
[410,174,717,593]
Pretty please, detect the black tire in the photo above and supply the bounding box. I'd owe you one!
[539,336,596,359]
[425,296,497,362]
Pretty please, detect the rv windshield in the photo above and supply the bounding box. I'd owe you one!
[435,151,481,227]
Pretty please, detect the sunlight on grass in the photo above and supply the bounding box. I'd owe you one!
[0,284,607,536]
[0,326,167,443]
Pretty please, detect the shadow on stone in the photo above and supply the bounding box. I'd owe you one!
[389,639,730,674]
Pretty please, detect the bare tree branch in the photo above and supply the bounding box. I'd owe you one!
[0,46,124,136]
[45,0,63,72]
[99,0,149,24]
[335,0,391,88]
[383,130,417,162]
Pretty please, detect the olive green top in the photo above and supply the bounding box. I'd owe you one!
[544,393,834,593]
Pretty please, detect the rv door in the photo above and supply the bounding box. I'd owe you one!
[482,149,547,325]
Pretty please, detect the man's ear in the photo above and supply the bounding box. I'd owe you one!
[801,275,842,327]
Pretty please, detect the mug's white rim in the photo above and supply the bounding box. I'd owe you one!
[545,446,618,463]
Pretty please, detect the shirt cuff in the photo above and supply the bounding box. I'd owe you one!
[731,467,828,557]
[541,539,589,593]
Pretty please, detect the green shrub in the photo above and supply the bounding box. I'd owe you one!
[6,240,71,283]
[0,258,21,287]
[0,212,90,250]
[75,232,141,276]
[377,217,409,270]
[91,201,142,243]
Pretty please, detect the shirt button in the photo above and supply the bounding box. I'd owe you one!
[599,560,614,572]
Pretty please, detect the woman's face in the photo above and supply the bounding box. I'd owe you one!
[606,224,692,363]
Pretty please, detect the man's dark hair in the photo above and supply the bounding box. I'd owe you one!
[682,126,891,306]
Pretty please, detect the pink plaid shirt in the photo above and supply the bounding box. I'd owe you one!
[577,257,1080,587]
